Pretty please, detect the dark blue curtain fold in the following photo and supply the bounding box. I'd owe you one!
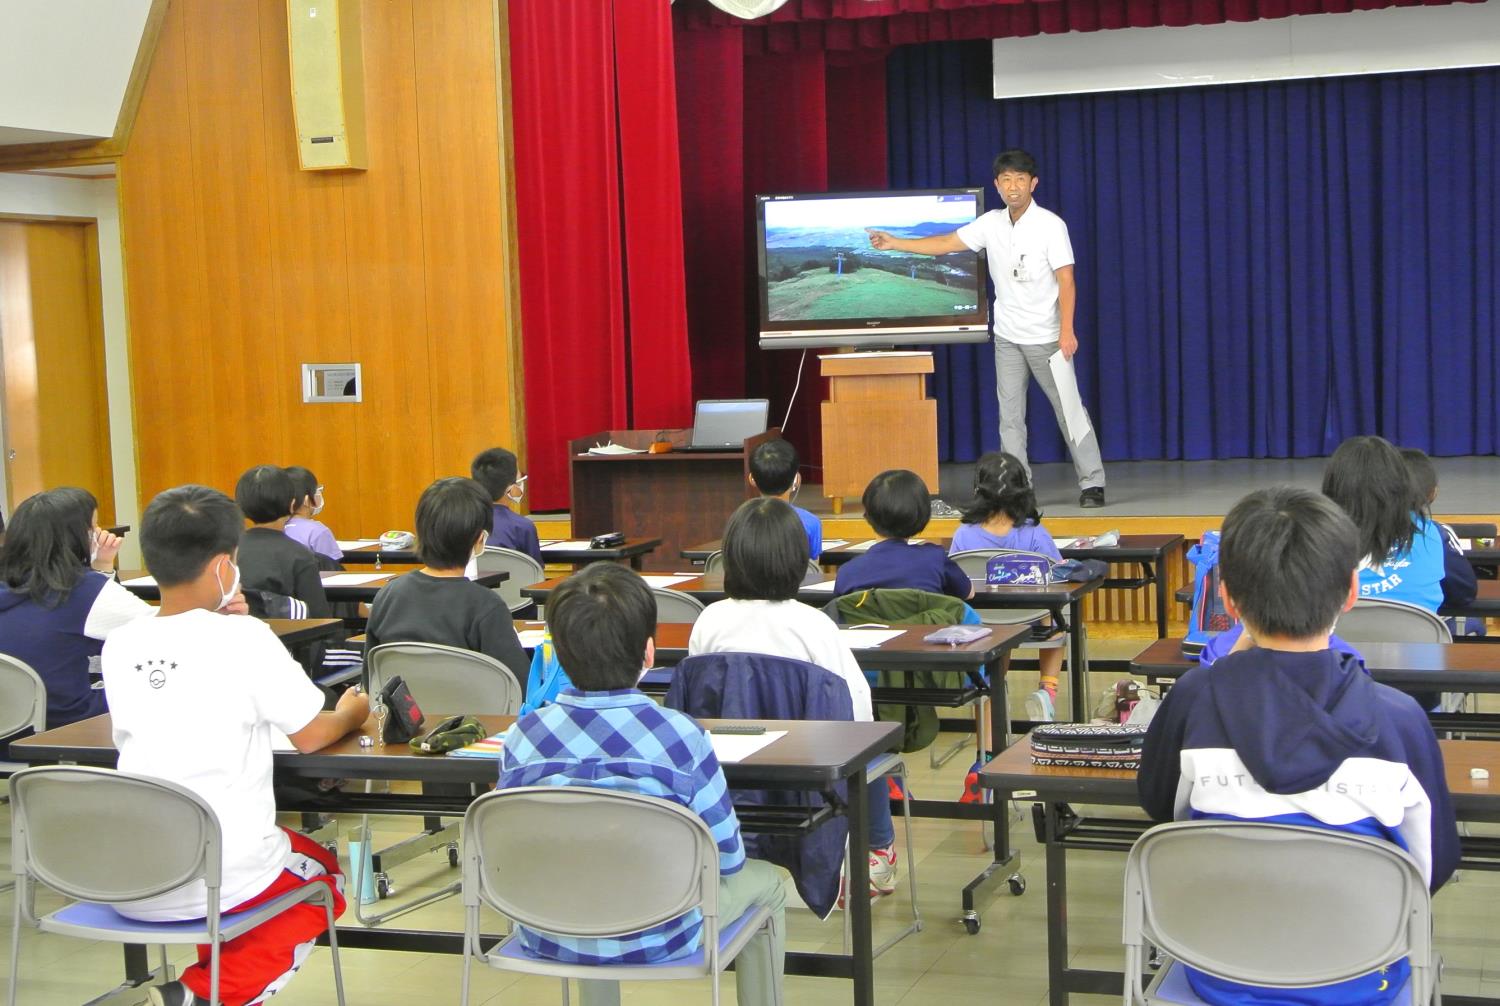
[888,42,1500,464]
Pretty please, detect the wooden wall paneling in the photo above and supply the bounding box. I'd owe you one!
[255,0,362,535]
[0,223,42,505]
[341,1,437,535]
[118,1,214,502]
[411,0,518,480]
[180,1,289,492]
[79,224,116,523]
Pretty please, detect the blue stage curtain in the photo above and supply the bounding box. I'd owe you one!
[887,42,1500,464]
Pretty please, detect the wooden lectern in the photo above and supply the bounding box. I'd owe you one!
[819,352,938,513]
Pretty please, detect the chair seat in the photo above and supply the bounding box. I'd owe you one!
[1146,960,1414,1006]
[488,906,770,982]
[44,885,323,945]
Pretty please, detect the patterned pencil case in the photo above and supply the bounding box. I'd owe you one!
[1030,723,1148,770]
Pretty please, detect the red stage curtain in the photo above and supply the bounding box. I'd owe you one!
[675,0,1480,52]
[509,0,693,511]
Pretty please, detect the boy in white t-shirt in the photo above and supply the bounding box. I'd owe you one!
[102,485,370,1006]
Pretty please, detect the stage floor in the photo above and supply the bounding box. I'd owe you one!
[918,455,1500,520]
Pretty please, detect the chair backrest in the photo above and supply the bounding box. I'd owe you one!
[366,641,522,715]
[704,550,821,582]
[464,786,719,935]
[1123,820,1432,991]
[477,547,545,612]
[1334,598,1453,644]
[0,653,46,739]
[948,548,1054,580]
[652,587,707,624]
[10,765,221,903]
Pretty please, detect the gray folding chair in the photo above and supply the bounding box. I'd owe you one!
[1122,820,1439,1005]
[356,642,523,925]
[478,546,546,613]
[1335,598,1461,712]
[0,655,46,895]
[703,549,822,582]
[7,765,345,1006]
[459,786,774,1006]
[653,587,707,625]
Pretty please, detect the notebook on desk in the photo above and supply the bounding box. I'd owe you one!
[676,399,770,452]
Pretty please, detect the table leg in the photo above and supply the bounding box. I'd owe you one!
[1044,802,1070,1006]
[1146,561,1166,639]
[1069,600,1089,723]
[847,766,874,1006]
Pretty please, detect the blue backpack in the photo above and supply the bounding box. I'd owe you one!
[1183,531,1238,656]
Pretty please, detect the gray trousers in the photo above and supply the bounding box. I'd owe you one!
[580,858,787,1006]
[995,337,1105,491]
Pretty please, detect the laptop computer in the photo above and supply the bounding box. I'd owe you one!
[679,399,770,452]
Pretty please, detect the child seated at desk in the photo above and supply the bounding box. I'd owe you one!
[748,439,821,559]
[282,465,343,567]
[0,487,153,729]
[1138,485,1458,1006]
[833,469,974,602]
[499,563,786,1006]
[471,446,543,565]
[234,465,331,618]
[1400,446,1480,623]
[365,477,528,681]
[102,485,369,1006]
[690,498,898,900]
[950,451,1065,722]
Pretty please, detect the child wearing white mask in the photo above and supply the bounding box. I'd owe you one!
[470,446,543,565]
[364,477,528,682]
[283,465,343,566]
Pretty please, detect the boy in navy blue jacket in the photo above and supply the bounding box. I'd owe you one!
[1138,486,1459,1006]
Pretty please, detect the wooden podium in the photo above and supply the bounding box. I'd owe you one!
[568,428,781,570]
[819,352,938,513]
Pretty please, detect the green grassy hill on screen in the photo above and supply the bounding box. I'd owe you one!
[768,268,968,321]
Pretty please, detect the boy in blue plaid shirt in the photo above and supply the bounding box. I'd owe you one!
[499,563,787,1005]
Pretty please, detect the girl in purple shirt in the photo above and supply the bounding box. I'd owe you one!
[950,452,1064,719]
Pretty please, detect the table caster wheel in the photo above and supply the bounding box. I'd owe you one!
[962,915,980,935]
[448,844,460,868]
[1008,876,1026,896]
[376,873,392,899]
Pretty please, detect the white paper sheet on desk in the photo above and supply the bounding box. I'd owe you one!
[587,443,646,455]
[518,629,547,648]
[710,730,787,763]
[121,575,158,587]
[321,573,389,586]
[801,580,837,593]
[642,574,697,589]
[1051,537,1078,549]
[1047,350,1094,446]
[542,540,594,551]
[335,539,382,549]
[845,540,879,551]
[819,539,849,550]
[837,629,904,649]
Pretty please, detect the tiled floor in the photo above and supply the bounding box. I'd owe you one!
[5,653,1499,1005]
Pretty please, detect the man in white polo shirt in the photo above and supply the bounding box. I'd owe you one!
[867,149,1106,507]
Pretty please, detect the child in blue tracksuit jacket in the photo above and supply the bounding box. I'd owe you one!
[1139,486,1459,1006]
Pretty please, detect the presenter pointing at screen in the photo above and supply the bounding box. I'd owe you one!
[867,149,1106,508]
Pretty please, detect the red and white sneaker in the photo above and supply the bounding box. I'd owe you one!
[837,845,900,907]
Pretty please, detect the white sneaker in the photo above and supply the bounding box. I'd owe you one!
[1026,688,1056,722]
[148,983,197,1006]
[869,844,898,895]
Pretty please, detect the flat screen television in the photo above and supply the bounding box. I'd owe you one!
[755,188,991,349]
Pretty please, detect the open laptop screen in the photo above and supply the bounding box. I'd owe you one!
[690,399,770,449]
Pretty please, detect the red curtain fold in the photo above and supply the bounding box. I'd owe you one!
[674,0,1480,51]
[509,0,693,511]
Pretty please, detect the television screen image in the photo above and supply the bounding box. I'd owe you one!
[756,188,989,349]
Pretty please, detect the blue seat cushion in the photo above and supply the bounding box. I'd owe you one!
[496,908,762,971]
[48,899,282,941]
[1151,961,1414,1006]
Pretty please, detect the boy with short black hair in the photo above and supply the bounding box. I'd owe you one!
[748,439,820,559]
[1138,486,1459,1006]
[365,477,528,680]
[233,464,331,617]
[470,446,543,564]
[499,563,787,1006]
[103,485,369,1006]
[833,469,972,601]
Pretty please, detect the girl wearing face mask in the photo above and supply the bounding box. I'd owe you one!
[283,465,343,566]
[364,477,529,683]
[0,487,155,728]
